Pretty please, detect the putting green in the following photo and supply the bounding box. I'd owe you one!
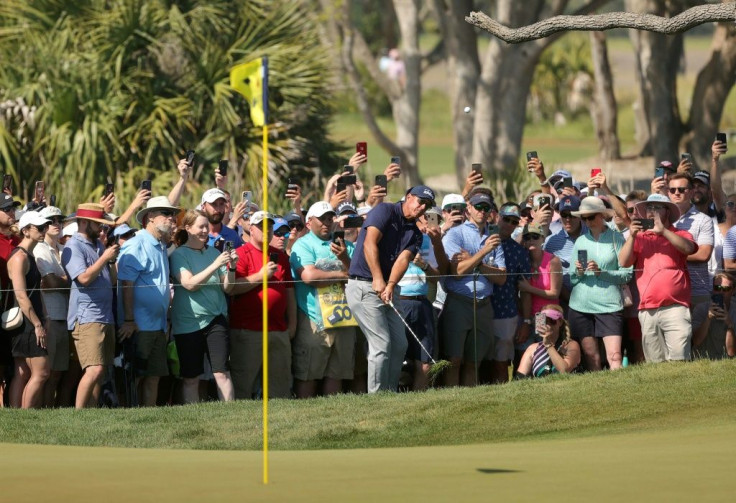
[3,419,734,502]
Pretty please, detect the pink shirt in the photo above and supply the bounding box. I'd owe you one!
[530,251,559,314]
[632,227,697,309]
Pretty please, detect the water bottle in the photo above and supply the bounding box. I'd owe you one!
[622,349,629,368]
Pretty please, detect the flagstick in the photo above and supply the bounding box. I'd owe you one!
[262,123,269,485]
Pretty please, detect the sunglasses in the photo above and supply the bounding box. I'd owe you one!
[1,206,16,214]
[273,229,290,238]
[726,201,736,209]
[445,205,465,213]
[647,204,667,212]
[156,209,177,218]
[288,222,304,230]
[49,217,64,225]
[417,198,434,208]
[560,211,576,219]
[580,214,598,222]
[33,223,49,232]
[626,207,636,214]
[501,216,519,225]
[713,284,733,292]
[546,317,559,325]
[668,187,689,194]
[473,204,491,212]
[523,233,542,241]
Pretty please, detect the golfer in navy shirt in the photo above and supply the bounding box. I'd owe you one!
[346,186,434,392]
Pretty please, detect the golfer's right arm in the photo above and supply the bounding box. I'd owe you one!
[363,227,385,289]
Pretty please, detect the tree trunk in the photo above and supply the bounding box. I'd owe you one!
[430,0,480,189]
[686,17,736,171]
[626,0,685,165]
[589,31,621,160]
[392,0,422,188]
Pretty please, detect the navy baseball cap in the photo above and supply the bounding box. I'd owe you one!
[336,201,358,215]
[468,193,492,206]
[556,195,581,212]
[407,185,436,205]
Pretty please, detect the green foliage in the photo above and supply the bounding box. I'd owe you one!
[0,0,341,214]
[1,359,734,451]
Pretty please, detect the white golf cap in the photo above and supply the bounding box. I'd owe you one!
[250,211,275,226]
[441,193,465,208]
[62,222,78,237]
[18,211,50,230]
[40,206,66,220]
[201,188,228,205]
[306,201,335,220]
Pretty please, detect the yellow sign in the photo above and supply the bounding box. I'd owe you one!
[317,283,358,329]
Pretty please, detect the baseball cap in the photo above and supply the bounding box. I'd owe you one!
[556,195,581,212]
[357,206,372,216]
[284,212,303,224]
[522,222,544,236]
[468,193,492,206]
[273,217,289,232]
[62,222,78,237]
[39,206,66,220]
[250,211,275,226]
[693,170,710,186]
[547,170,572,185]
[201,188,228,205]
[0,194,20,211]
[499,205,521,219]
[18,211,50,230]
[407,185,436,205]
[113,224,137,238]
[306,201,335,220]
[441,193,465,209]
[336,202,358,216]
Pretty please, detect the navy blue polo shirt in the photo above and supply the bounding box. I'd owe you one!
[348,202,422,282]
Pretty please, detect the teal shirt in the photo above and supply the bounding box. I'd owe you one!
[169,245,228,335]
[569,227,632,314]
[290,232,355,326]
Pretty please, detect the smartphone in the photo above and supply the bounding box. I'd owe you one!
[104,183,114,198]
[471,163,483,178]
[534,311,546,334]
[591,168,601,177]
[681,153,692,162]
[218,160,228,177]
[2,174,11,192]
[577,250,588,267]
[225,241,234,252]
[287,177,299,191]
[562,177,573,188]
[654,167,665,179]
[141,180,152,192]
[185,150,195,165]
[426,213,439,229]
[487,224,499,235]
[344,216,364,228]
[337,174,357,185]
[712,293,724,308]
[35,181,45,202]
[526,151,538,162]
[336,182,347,194]
[716,132,727,144]
[242,190,252,205]
[637,218,655,230]
[213,237,225,252]
[342,165,354,175]
[356,142,367,159]
[269,252,279,264]
[375,175,387,189]
[50,195,56,207]
[534,195,552,208]
[390,156,400,166]
[332,230,345,244]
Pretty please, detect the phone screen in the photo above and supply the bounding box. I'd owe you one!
[716,132,727,144]
[269,252,279,264]
[681,153,692,162]
[712,293,724,308]
[638,218,654,230]
[375,175,387,189]
[578,250,588,266]
[562,177,573,188]
[141,180,152,192]
[104,183,114,197]
[186,150,195,165]
[344,216,364,228]
[218,160,228,177]
[332,230,345,244]
[336,183,347,194]
[390,156,400,165]
[471,163,483,177]
[654,167,665,179]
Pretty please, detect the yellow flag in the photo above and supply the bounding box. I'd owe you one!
[230,57,268,127]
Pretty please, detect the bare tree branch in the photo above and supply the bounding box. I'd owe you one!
[421,39,445,73]
[466,2,736,44]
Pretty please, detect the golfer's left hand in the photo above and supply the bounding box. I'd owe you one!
[380,283,395,304]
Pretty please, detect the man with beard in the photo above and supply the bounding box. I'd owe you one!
[0,193,21,406]
[61,203,120,408]
[117,197,178,406]
[200,188,243,250]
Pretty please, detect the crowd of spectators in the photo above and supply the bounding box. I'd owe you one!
[0,136,733,408]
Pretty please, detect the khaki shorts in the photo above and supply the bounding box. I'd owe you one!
[292,310,355,381]
[135,330,169,377]
[47,320,70,372]
[230,329,292,399]
[72,322,115,369]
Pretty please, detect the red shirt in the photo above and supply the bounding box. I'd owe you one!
[0,232,20,304]
[632,227,697,310]
[230,242,292,331]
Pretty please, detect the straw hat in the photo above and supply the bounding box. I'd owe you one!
[571,197,614,218]
[136,196,180,225]
[72,203,113,225]
[633,194,680,222]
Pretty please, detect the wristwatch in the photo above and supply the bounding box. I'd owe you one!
[522,318,533,325]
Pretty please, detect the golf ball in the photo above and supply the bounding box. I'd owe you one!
[464,106,471,114]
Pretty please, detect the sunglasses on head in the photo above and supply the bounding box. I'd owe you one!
[473,204,491,212]
[714,284,733,292]
[523,233,542,241]
[668,187,688,194]
[580,214,598,222]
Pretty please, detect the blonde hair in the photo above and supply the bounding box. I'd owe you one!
[173,209,207,247]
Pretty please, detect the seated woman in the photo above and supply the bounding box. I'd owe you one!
[515,305,580,378]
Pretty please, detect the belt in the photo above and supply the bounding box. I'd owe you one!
[399,295,425,301]
[447,291,491,306]
[348,275,372,282]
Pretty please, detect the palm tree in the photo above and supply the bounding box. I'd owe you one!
[0,0,339,214]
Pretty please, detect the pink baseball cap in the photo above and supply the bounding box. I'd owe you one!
[541,308,563,321]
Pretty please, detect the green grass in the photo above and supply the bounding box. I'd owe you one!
[1,359,734,451]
